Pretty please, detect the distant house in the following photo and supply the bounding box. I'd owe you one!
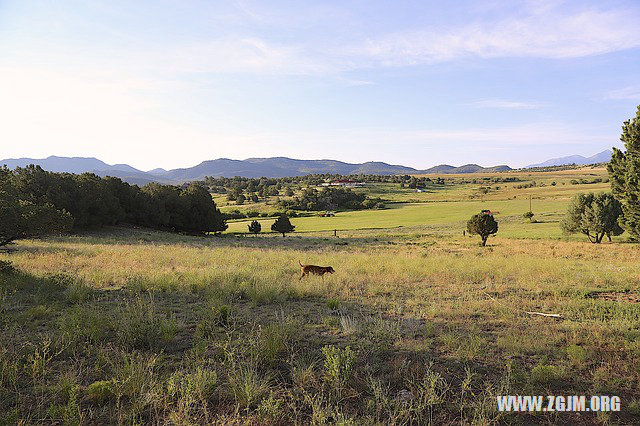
[322,179,366,188]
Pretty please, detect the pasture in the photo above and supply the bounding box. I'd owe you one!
[1,167,639,424]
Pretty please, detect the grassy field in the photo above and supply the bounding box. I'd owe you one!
[226,167,613,241]
[1,167,639,424]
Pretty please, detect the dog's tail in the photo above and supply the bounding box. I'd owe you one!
[298,260,303,267]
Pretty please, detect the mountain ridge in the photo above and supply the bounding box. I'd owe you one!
[0,155,513,184]
[526,150,612,168]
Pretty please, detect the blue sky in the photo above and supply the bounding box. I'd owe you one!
[1,0,639,170]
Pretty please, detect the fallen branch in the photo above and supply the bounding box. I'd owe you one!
[524,311,562,318]
[482,289,563,320]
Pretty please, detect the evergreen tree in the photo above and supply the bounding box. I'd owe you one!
[466,212,498,246]
[561,193,623,243]
[608,105,640,240]
[0,167,72,247]
[271,215,295,237]
[248,220,261,235]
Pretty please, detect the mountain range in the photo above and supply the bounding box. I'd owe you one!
[0,155,512,184]
[526,150,612,168]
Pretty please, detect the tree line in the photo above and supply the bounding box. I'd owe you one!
[278,187,385,211]
[0,165,227,247]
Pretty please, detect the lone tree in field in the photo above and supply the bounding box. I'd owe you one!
[467,212,498,246]
[271,215,295,237]
[561,193,623,243]
[248,220,261,235]
[608,105,640,240]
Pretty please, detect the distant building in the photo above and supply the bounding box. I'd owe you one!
[321,179,366,188]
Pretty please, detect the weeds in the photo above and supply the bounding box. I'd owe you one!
[116,294,178,350]
[322,345,356,391]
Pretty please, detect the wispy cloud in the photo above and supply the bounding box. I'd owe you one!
[153,3,640,75]
[469,99,543,109]
[346,5,640,68]
[604,85,640,101]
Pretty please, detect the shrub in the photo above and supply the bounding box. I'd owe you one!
[248,220,261,235]
[0,260,15,274]
[86,380,115,405]
[322,345,356,388]
[531,364,562,385]
[566,344,588,365]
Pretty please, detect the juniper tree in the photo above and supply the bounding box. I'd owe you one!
[561,193,623,243]
[466,212,498,246]
[608,105,640,240]
[248,220,261,235]
[0,168,73,248]
[271,215,295,237]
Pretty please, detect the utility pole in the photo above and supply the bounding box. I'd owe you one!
[529,195,532,213]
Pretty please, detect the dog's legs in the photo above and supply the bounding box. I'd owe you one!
[299,272,306,280]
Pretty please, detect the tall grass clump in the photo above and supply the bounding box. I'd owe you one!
[227,362,272,410]
[116,294,178,350]
[195,302,231,340]
[166,367,218,423]
[255,317,296,366]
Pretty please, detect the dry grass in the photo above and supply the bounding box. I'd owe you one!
[1,224,639,424]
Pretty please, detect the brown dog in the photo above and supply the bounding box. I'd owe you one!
[299,260,335,280]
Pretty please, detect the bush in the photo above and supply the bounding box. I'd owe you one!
[0,260,15,274]
[531,364,562,384]
[86,380,115,405]
[322,345,356,387]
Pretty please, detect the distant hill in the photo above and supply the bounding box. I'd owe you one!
[422,164,512,174]
[0,155,165,185]
[526,150,612,168]
[0,155,512,183]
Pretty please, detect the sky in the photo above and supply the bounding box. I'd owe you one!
[0,0,639,171]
